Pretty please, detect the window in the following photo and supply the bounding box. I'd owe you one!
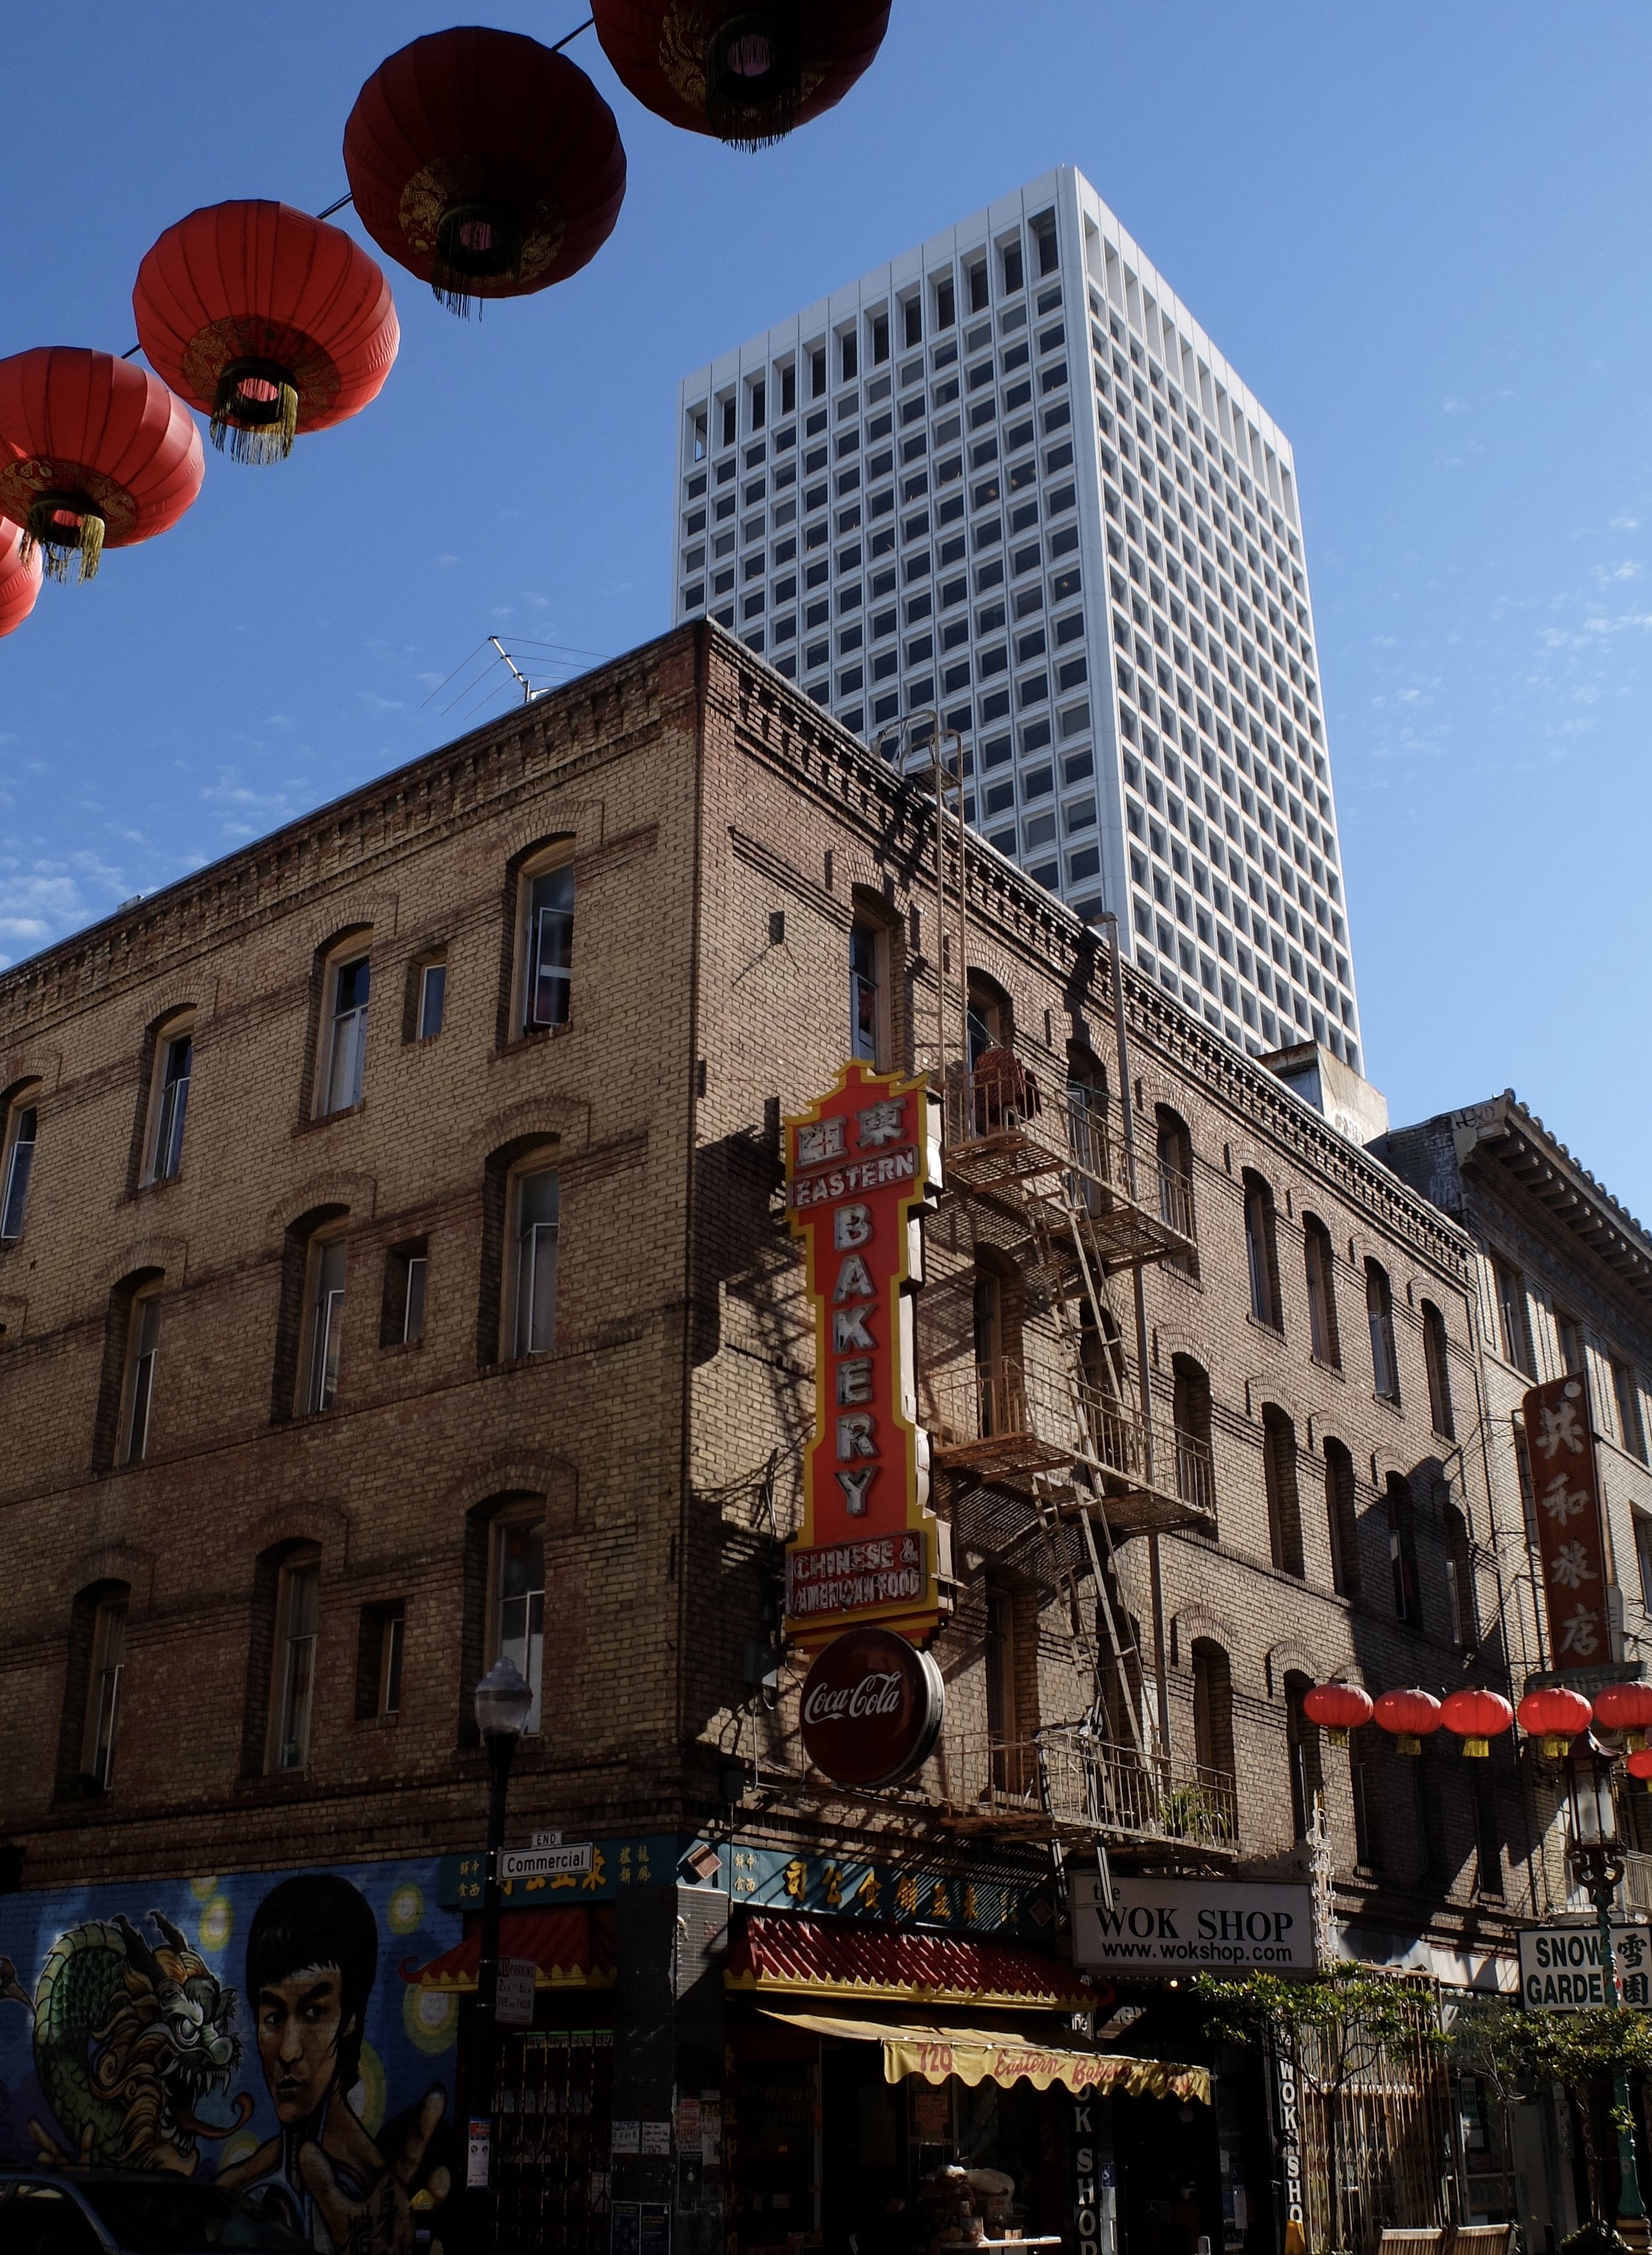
[1191,1640,1236,1821]
[511,1168,560,1357]
[1423,1301,1454,1439]
[356,1601,404,1721]
[965,975,1009,1068]
[417,960,447,1040]
[270,1549,320,1771]
[1,1089,38,1239]
[1366,1259,1400,1402]
[1154,1105,1197,1274]
[985,1585,1020,1790]
[1614,1359,1647,1463]
[1386,1471,1421,1625]
[1000,237,1024,295]
[520,857,574,1032]
[80,1593,128,1791]
[966,258,989,314]
[1474,1775,1504,1897]
[120,1287,162,1464]
[382,1241,428,1347]
[322,953,370,1114]
[1636,1513,1652,1610]
[1244,1171,1282,1328]
[1445,1499,1477,1647]
[1493,1260,1534,1376]
[850,918,884,1064]
[147,1028,192,1182]
[1555,1307,1586,1376]
[1303,1215,1339,1366]
[1349,1723,1380,1868]
[840,328,858,383]
[1171,1355,1213,1517]
[304,1238,347,1413]
[1284,1671,1324,1841]
[934,274,956,330]
[1324,1437,1360,1599]
[494,1513,545,1732]
[1261,1404,1304,1576]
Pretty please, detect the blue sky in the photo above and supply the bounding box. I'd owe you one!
[3,3,1650,1217]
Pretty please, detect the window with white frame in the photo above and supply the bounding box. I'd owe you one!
[304,1238,348,1413]
[120,1288,162,1464]
[81,1593,128,1790]
[492,1513,544,1733]
[322,953,370,1114]
[417,960,446,1041]
[510,1168,559,1358]
[270,1550,320,1771]
[849,917,885,1065]
[521,858,574,1033]
[147,1026,192,1183]
[1,1088,39,1239]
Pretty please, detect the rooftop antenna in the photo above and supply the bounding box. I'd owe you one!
[489,634,534,705]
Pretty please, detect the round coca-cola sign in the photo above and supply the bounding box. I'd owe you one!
[800,1626,945,1789]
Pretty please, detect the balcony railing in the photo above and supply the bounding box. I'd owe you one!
[938,1723,1239,1848]
[939,1044,1196,1268]
[922,1356,1217,1536]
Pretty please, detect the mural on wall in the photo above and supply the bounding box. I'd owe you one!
[0,1861,459,2252]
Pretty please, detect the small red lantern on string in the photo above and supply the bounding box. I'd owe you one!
[1440,1686,1514,1759]
[133,202,398,465]
[1517,1685,1593,1759]
[1301,1682,1373,1747]
[1374,1687,1442,1758]
[0,518,42,637]
[1626,1747,1652,1790]
[0,349,204,583]
[343,29,626,317]
[1591,1681,1652,1751]
[592,0,890,149]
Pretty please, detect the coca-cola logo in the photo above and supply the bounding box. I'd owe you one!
[800,1627,945,1790]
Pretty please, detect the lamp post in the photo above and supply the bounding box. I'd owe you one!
[463,1655,534,2255]
[1567,1739,1647,2229]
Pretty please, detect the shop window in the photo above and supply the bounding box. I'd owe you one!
[1422,1300,1454,1438]
[1283,1670,1324,1841]
[1323,1435,1361,1600]
[1303,1213,1339,1366]
[142,1014,194,1184]
[1244,1170,1282,1328]
[1386,1471,1421,1626]
[1365,1260,1400,1402]
[0,1081,40,1239]
[1261,1403,1304,1576]
[267,1547,320,1773]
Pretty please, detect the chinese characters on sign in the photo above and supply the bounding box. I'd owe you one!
[784,1062,948,1646]
[1524,1375,1613,1669]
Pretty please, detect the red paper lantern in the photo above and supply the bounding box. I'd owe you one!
[1591,1681,1652,1749]
[0,517,42,637]
[1517,1685,1593,1757]
[1440,1686,1514,1759]
[592,0,889,148]
[1373,1687,1442,1757]
[0,349,203,583]
[1626,1747,1652,1788]
[133,202,398,466]
[1300,1682,1373,1746]
[343,29,626,316]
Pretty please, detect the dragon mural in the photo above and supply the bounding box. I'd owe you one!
[0,1910,247,2172]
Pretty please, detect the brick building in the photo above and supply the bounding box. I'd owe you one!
[0,624,1535,2255]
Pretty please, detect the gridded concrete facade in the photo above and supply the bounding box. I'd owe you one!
[675,166,1362,1069]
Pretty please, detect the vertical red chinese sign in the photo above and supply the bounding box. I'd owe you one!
[783,1061,949,1649]
[1524,1372,1614,1669]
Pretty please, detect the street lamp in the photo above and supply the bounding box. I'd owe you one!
[1566,1738,1646,2229]
[463,1655,534,2255]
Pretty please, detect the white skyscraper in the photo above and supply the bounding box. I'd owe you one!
[673,166,1361,1069]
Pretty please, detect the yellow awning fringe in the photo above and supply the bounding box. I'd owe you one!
[763,2010,1211,2104]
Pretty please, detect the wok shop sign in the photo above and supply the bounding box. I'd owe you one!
[1072,1878,1317,1973]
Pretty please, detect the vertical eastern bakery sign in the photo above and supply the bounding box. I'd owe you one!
[783,1061,950,1650]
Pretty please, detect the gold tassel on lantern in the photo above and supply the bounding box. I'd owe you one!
[212,368,301,465]
[24,499,104,584]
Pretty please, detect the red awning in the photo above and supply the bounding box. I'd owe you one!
[725,1913,1091,2011]
[400,1909,615,1993]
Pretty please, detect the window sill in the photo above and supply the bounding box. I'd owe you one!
[129,1170,184,1202]
[237,1769,315,1800]
[499,1022,573,1059]
[1162,1262,1203,1290]
[355,1711,401,1732]
[1372,1391,1406,1418]
[380,1336,426,1357]
[1310,1354,1344,1379]
[297,1100,366,1135]
[1244,1311,1285,1340]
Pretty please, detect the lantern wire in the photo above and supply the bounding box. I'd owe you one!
[315,193,354,221]
[550,15,595,52]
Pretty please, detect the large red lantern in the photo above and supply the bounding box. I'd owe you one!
[1517,1685,1593,1758]
[1301,1682,1373,1746]
[1626,1747,1652,1789]
[0,518,42,637]
[133,202,398,466]
[592,0,890,148]
[1374,1687,1442,1757]
[1440,1686,1514,1759]
[343,29,626,316]
[1591,1681,1652,1749]
[0,350,203,583]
